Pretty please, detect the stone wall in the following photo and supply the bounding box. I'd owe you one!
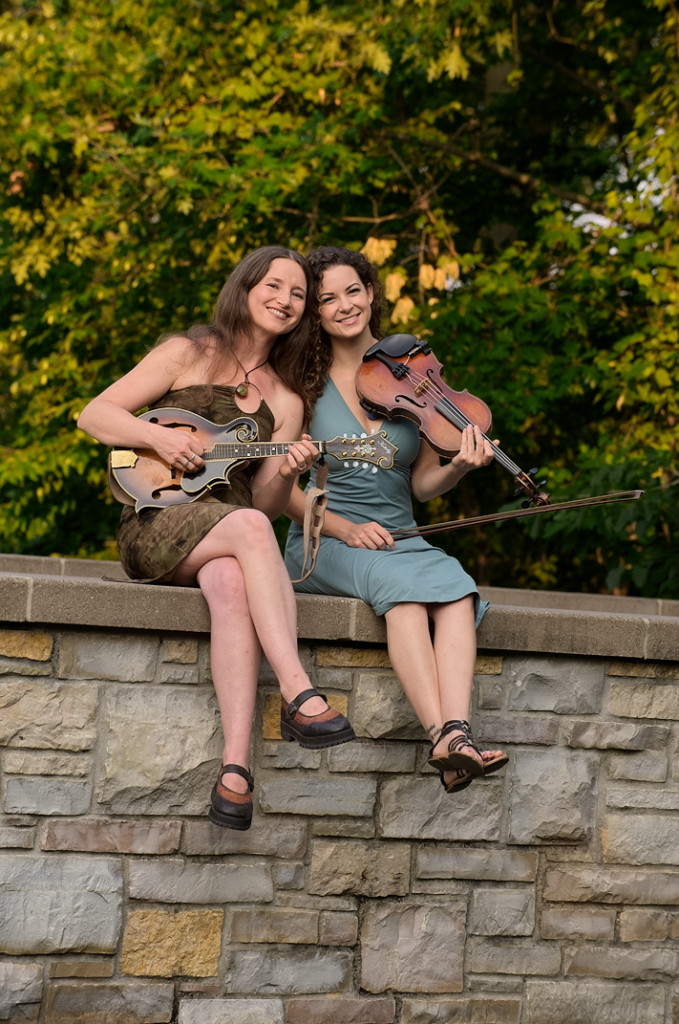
[1,555,678,1024]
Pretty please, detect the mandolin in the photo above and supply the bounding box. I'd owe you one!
[108,407,397,511]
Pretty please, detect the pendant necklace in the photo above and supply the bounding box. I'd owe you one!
[232,350,269,398]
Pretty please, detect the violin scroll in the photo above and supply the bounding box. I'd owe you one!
[515,469,551,508]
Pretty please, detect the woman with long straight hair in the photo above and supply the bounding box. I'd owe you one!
[79,246,355,831]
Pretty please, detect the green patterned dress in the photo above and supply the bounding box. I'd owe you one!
[116,385,274,583]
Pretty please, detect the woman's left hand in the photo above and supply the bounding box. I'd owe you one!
[280,434,318,480]
[451,424,498,473]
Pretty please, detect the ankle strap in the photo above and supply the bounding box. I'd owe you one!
[440,719,472,738]
[220,764,254,790]
[286,688,326,719]
[439,719,480,757]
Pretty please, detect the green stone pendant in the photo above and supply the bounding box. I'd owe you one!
[236,383,249,397]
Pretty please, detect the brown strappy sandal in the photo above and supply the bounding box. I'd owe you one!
[439,767,475,794]
[427,719,486,777]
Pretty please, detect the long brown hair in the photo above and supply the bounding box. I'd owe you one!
[304,246,385,412]
[188,246,315,418]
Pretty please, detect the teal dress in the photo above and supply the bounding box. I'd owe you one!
[285,378,488,622]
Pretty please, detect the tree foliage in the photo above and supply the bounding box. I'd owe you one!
[0,0,676,594]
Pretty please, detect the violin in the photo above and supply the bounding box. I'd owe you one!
[355,333,551,507]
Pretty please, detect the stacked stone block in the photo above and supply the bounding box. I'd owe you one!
[0,601,678,1023]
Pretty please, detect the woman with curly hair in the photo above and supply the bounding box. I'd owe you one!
[285,245,506,794]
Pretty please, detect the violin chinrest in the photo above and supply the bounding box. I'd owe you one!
[364,334,426,360]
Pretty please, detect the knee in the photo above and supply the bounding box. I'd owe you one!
[199,557,246,607]
[229,508,278,549]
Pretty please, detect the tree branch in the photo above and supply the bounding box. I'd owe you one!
[522,43,635,118]
[399,132,608,214]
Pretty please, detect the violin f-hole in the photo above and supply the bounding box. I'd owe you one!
[392,393,427,411]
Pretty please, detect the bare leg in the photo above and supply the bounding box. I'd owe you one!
[431,599,506,779]
[385,598,505,787]
[173,508,325,715]
[429,597,477,723]
[198,556,260,794]
[384,603,444,744]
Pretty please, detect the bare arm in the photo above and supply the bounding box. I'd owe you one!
[251,394,317,518]
[286,423,495,550]
[77,337,207,469]
[285,474,396,550]
[411,424,496,502]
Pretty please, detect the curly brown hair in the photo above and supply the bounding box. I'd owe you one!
[304,246,385,414]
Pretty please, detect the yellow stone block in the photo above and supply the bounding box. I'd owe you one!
[608,682,679,720]
[475,655,503,675]
[263,693,350,740]
[161,638,199,664]
[49,960,115,978]
[316,646,391,668]
[0,628,52,661]
[608,659,679,679]
[121,909,223,977]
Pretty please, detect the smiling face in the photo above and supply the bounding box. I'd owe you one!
[317,264,374,345]
[246,257,308,339]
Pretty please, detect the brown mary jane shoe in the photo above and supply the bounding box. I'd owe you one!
[208,763,254,831]
[280,687,355,749]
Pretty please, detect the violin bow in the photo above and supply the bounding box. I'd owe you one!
[391,489,644,540]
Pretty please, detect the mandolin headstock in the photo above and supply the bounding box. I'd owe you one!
[322,431,397,469]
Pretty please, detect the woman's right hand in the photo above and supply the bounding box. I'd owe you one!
[151,425,205,473]
[340,519,394,549]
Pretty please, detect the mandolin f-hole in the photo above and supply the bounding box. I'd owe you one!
[148,416,198,432]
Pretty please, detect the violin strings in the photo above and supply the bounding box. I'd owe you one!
[401,365,524,477]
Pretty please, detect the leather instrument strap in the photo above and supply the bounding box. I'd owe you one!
[290,457,330,583]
